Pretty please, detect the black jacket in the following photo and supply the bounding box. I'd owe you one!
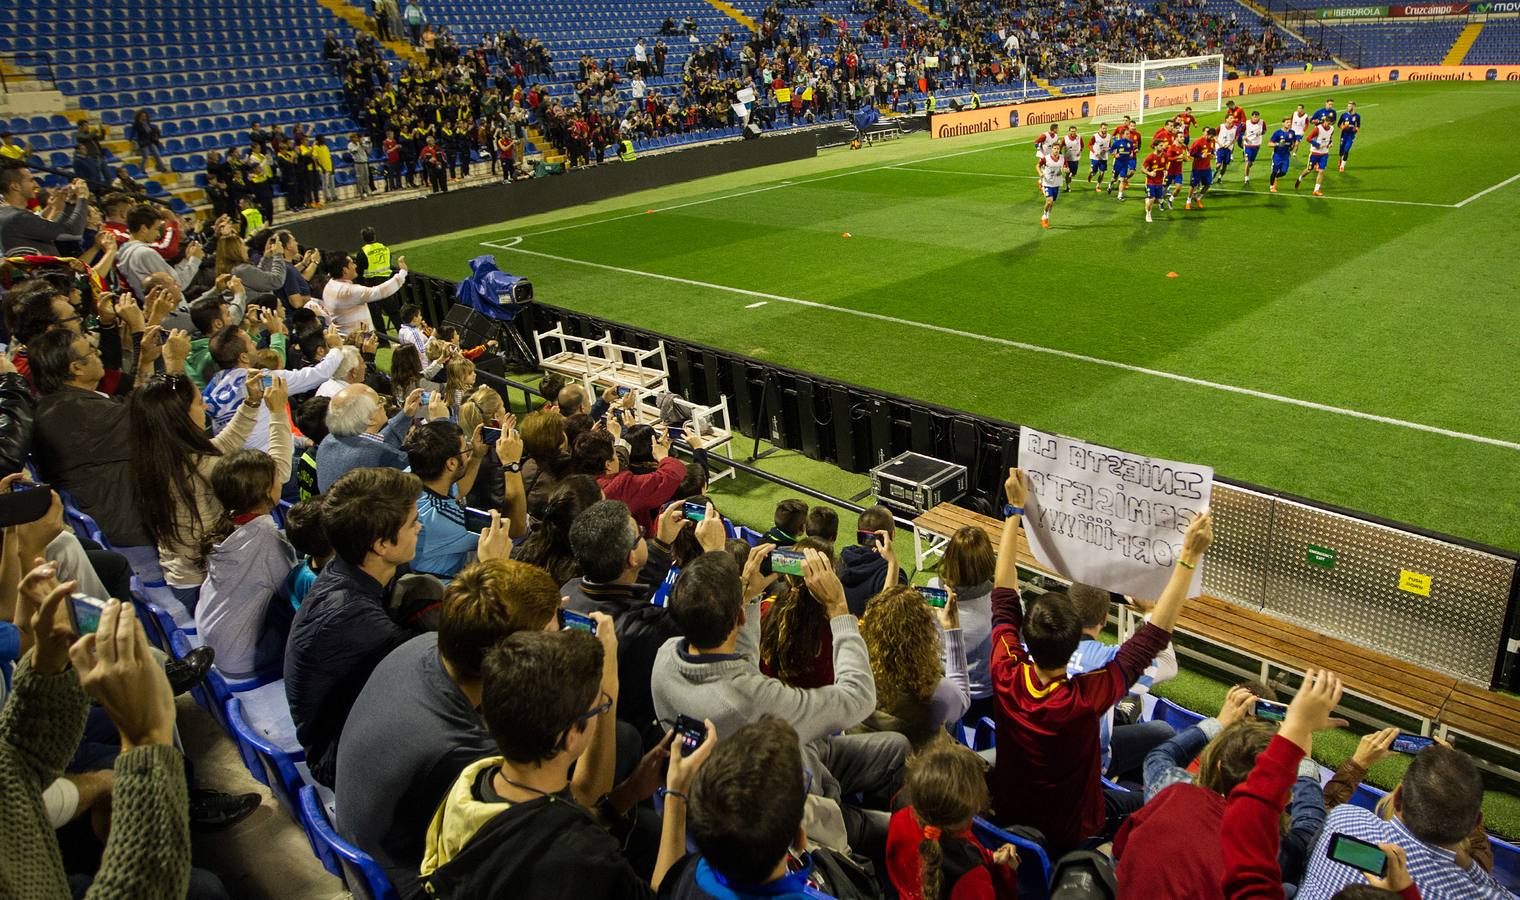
[561,540,677,741]
[0,372,34,477]
[33,384,149,546]
[836,544,907,618]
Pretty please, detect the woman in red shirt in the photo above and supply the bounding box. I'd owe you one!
[887,739,1019,899]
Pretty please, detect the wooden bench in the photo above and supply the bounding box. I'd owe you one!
[909,501,1500,743]
[1437,683,1520,751]
[535,325,670,394]
[1174,594,1457,729]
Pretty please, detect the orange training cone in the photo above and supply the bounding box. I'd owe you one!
[1166,272,1179,278]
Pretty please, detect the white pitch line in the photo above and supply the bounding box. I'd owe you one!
[507,140,1017,239]
[744,301,768,308]
[890,166,1457,207]
[1454,172,1520,208]
[484,241,1520,453]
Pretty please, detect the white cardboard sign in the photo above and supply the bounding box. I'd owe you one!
[1020,428,1212,599]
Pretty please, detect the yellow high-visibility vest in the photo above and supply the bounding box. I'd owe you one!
[361,242,391,277]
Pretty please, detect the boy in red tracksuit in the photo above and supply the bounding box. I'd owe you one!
[987,468,1213,856]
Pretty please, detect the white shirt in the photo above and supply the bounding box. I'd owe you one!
[634,41,647,62]
[1039,153,1065,187]
[316,378,349,400]
[1216,123,1237,149]
[320,269,408,335]
[631,78,646,99]
[1089,132,1111,160]
[1308,123,1333,155]
[1243,119,1265,147]
[1061,135,1082,161]
[1291,112,1308,135]
[1036,131,1060,155]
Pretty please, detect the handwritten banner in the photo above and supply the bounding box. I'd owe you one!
[1020,428,1213,599]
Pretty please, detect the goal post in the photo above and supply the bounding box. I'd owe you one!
[1094,54,1224,125]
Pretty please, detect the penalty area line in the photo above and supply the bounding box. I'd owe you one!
[477,238,1520,453]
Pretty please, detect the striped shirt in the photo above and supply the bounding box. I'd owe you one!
[1297,805,1513,900]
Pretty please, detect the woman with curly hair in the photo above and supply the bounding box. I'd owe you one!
[759,537,838,689]
[886,737,1020,899]
[858,584,970,747]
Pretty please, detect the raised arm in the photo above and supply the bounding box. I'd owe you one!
[1147,510,1213,634]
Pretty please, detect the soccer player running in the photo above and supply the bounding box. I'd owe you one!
[1290,104,1309,157]
[1142,145,1168,223]
[1163,133,1187,210]
[1337,101,1361,172]
[1110,127,1136,201]
[1037,144,1066,228]
[1185,127,1216,210]
[1214,117,1238,182]
[1035,123,1061,157]
[1309,98,1337,133]
[1268,117,1295,193]
[1061,126,1083,192]
[1087,123,1111,191]
[1240,110,1265,184]
[1295,117,1335,195]
[1178,106,1197,144]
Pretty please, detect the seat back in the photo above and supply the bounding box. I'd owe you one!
[298,785,400,900]
[971,817,1053,900]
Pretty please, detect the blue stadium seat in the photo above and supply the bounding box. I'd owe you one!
[299,786,401,899]
[972,817,1054,900]
[1150,696,1205,732]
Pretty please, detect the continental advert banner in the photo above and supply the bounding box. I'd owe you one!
[929,65,1520,139]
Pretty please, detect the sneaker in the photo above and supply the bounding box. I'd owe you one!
[165,646,214,697]
[1269,184,1277,193]
[1243,175,1250,184]
[189,789,261,832]
[1184,199,1191,210]
[1338,161,1345,172]
[1195,199,1203,209]
[1294,176,1304,189]
[1040,218,1050,229]
[1095,186,1103,192]
[1313,189,1323,196]
[1145,213,1153,222]
[1117,195,1126,202]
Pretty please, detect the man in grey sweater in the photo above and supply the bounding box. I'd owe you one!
[651,547,909,859]
[116,204,203,298]
[0,168,90,257]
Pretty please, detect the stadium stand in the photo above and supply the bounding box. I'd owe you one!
[1312,21,1468,66]
[1465,18,1520,65]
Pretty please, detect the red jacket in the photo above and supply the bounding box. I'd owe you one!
[886,807,1018,899]
[596,455,686,536]
[1222,735,1301,900]
[1114,781,1226,897]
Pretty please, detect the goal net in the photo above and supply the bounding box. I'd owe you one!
[1094,54,1224,125]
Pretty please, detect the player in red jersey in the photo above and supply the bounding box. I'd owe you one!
[1163,135,1187,210]
[1142,147,1168,223]
[1152,119,1177,151]
[1185,127,1216,210]
[1224,100,1247,136]
[1177,107,1197,143]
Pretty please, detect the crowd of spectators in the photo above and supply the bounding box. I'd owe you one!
[0,97,1509,899]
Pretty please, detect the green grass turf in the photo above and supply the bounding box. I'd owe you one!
[398,80,1520,552]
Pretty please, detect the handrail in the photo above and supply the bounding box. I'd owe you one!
[0,51,59,94]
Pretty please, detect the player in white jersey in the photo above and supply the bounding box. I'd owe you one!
[1061,126,1083,192]
[1035,124,1061,157]
[1294,121,1334,196]
[1087,124,1112,191]
[1213,120,1238,182]
[1037,148,1066,228]
[1240,111,1266,184]
[1290,105,1309,156]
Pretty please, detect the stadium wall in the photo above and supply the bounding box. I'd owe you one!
[287,130,817,250]
[929,64,1520,138]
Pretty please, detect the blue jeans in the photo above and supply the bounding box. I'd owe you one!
[1107,719,1175,782]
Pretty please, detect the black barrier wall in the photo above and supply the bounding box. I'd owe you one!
[285,131,817,251]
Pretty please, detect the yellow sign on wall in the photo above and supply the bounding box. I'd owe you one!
[1398,569,1432,597]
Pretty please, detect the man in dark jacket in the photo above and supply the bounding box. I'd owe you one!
[0,356,34,477]
[285,468,425,786]
[836,505,905,617]
[562,500,724,743]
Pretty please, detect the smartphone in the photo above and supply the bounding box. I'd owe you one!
[67,593,107,636]
[481,426,502,444]
[1391,733,1435,754]
[419,390,431,406]
[560,609,597,634]
[1325,832,1388,877]
[920,587,950,609]
[10,479,43,493]
[1254,699,1289,722]
[675,714,706,755]
[682,501,707,522]
[616,386,631,397]
[857,529,879,546]
[769,549,806,577]
[261,373,273,389]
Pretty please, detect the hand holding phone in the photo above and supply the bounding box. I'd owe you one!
[681,501,706,522]
[1390,733,1435,754]
[675,714,706,755]
[1253,699,1288,722]
[1326,832,1388,877]
[768,549,805,577]
[67,593,108,636]
[560,609,597,634]
[481,426,502,445]
[920,586,949,608]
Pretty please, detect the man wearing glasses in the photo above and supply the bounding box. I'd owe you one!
[402,419,526,580]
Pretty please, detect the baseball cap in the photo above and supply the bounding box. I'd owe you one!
[0,482,53,528]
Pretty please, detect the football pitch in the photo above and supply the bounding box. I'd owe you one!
[401,80,1520,553]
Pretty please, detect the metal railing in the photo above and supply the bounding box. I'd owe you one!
[0,51,59,95]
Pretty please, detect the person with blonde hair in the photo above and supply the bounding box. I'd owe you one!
[932,525,996,721]
[443,356,475,415]
[886,738,1019,899]
[858,584,969,747]
[458,386,506,511]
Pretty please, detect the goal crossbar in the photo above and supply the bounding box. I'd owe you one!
[1094,55,1225,125]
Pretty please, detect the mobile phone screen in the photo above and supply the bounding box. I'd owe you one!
[1254,699,1288,722]
[675,714,706,754]
[857,530,879,546]
[920,587,949,608]
[419,391,431,406]
[1326,833,1388,876]
[68,594,107,636]
[560,609,596,634]
[682,501,706,522]
[481,427,502,444]
[261,374,274,389]
[770,549,805,577]
[10,480,38,493]
[1391,733,1435,754]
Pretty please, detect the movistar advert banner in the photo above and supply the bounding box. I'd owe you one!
[929,65,1520,139]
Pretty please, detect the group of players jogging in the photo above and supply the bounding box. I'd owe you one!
[1036,97,1363,227]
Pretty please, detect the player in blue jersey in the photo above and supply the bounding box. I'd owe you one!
[1109,128,1137,201]
[1309,98,1337,131]
[1336,101,1361,172]
[1268,117,1295,194]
